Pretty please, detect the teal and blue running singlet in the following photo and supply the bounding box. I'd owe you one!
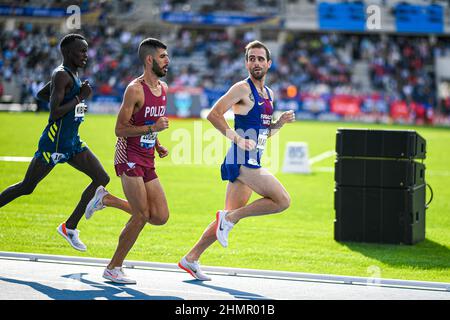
[34,65,88,166]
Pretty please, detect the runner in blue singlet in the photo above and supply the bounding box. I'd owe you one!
[221,77,274,182]
[178,41,296,281]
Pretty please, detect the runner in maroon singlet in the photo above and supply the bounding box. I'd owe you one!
[102,38,170,284]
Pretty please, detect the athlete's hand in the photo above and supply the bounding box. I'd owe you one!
[152,117,169,132]
[278,110,296,126]
[236,137,256,151]
[79,80,92,100]
[156,145,169,158]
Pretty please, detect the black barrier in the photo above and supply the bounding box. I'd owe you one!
[334,129,427,245]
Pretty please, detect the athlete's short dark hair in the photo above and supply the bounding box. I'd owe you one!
[138,38,167,65]
[59,34,86,50]
[245,40,271,62]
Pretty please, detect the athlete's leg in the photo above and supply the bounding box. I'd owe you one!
[226,166,291,224]
[102,193,132,215]
[84,185,132,220]
[144,178,169,226]
[107,174,149,269]
[65,149,131,229]
[224,180,254,213]
[0,157,53,207]
[185,180,252,261]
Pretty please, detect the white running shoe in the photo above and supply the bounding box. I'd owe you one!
[215,210,234,248]
[85,185,108,220]
[103,267,137,284]
[57,222,87,252]
[178,256,211,281]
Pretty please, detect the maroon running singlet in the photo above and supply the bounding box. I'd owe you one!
[114,80,167,182]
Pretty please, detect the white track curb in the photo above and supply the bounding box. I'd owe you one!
[0,251,448,292]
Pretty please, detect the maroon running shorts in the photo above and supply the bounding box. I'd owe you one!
[115,163,158,183]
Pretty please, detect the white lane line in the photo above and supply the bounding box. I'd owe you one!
[1,155,449,177]
[1,252,448,292]
[309,150,336,165]
[0,156,215,167]
[0,156,33,162]
[428,170,450,177]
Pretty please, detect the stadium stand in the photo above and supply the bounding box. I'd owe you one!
[1,0,450,124]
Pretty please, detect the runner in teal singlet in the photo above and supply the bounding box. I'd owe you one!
[0,34,137,252]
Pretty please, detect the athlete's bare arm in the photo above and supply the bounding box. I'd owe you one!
[154,81,170,158]
[36,81,51,102]
[155,137,169,158]
[207,81,256,151]
[49,71,92,121]
[115,82,168,138]
[266,88,295,137]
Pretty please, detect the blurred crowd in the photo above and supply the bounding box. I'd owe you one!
[0,0,97,10]
[2,10,450,118]
[0,0,134,11]
[278,33,450,105]
[168,28,450,117]
[162,0,278,15]
[0,23,144,100]
[0,0,138,104]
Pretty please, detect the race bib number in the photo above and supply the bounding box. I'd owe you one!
[140,132,158,149]
[74,102,86,122]
[256,129,269,151]
[247,158,259,166]
[51,152,66,164]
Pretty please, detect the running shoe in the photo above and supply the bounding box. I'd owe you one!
[57,222,87,252]
[178,256,211,281]
[215,210,234,248]
[85,185,108,220]
[103,267,137,284]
